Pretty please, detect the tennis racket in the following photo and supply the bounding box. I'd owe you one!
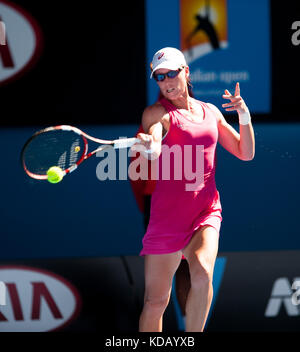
[21,125,140,181]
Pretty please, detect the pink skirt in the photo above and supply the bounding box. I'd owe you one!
[140,192,222,256]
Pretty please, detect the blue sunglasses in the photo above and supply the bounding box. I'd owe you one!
[153,67,184,82]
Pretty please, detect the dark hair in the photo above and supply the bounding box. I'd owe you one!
[188,83,194,97]
[187,77,193,94]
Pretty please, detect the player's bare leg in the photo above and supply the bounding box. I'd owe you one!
[139,251,182,332]
[182,225,219,332]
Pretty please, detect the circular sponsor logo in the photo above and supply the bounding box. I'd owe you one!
[0,265,81,332]
[0,0,43,86]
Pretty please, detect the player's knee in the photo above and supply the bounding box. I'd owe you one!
[143,293,170,312]
[189,257,213,289]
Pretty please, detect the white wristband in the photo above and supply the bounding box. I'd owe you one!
[130,142,158,160]
[238,110,251,125]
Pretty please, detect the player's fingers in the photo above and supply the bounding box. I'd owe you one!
[137,133,151,142]
[222,96,241,105]
[136,133,153,151]
[234,82,240,97]
[223,96,242,103]
[225,105,239,111]
[223,89,234,100]
[222,102,241,108]
[222,94,231,99]
[222,102,237,108]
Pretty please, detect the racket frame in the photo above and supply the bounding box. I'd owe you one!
[21,125,139,180]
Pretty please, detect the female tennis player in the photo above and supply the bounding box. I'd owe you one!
[136,47,255,332]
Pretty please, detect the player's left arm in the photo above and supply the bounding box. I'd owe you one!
[207,82,255,161]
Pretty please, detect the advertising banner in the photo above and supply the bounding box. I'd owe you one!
[207,250,300,332]
[0,0,43,86]
[1,251,299,332]
[146,0,271,113]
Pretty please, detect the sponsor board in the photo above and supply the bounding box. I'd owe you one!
[0,257,179,332]
[206,250,300,332]
[0,266,81,331]
[0,0,43,86]
[1,252,299,332]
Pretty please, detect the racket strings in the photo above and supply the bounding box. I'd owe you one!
[22,130,85,176]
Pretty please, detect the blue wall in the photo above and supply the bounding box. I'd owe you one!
[1,123,300,260]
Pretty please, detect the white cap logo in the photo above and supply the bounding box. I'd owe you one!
[157,53,164,60]
[150,47,187,78]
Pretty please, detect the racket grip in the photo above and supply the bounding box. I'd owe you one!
[113,138,140,149]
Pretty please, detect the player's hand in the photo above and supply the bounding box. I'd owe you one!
[133,133,160,160]
[222,82,249,114]
[136,133,154,151]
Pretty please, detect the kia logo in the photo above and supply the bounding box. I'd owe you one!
[0,0,43,86]
[0,266,81,332]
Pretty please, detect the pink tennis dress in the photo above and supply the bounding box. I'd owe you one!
[140,98,222,256]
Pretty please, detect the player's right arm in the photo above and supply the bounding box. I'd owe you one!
[137,103,165,159]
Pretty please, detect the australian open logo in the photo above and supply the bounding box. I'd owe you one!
[180,0,228,64]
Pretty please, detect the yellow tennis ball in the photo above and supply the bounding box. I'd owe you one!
[47,166,64,184]
[75,146,80,152]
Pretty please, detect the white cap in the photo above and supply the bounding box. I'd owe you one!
[150,47,187,78]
